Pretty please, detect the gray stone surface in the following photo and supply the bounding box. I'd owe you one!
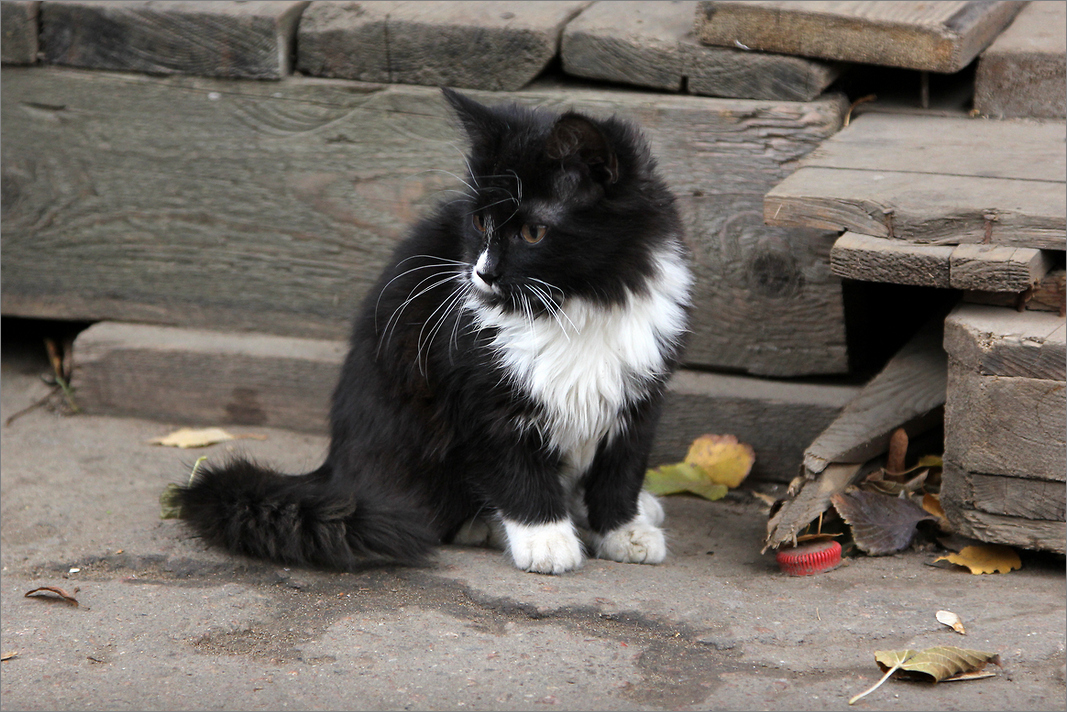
[2,339,1065,710]
[297,1,589,91]
[562,0,839,101]
[975,0,1067,119]
[0,0,38,64]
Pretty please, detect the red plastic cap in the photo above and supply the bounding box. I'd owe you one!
[776,539,842,576]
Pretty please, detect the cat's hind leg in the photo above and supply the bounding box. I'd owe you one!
[451,514,507,550]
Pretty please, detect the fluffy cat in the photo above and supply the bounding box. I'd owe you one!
[171,88,692,575]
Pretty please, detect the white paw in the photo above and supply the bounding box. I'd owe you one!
[594,522,667,564]
[638,489,665,527]
[503,519,584,575]
[452,516,507,550]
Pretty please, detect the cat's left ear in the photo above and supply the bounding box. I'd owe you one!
[545,113,620,185]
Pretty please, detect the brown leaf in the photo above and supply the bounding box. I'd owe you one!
[832,490,937,555]
[886,428,908,475]
[24,585,79,607]
[935,545,1021,574]
[850,646,1000,704]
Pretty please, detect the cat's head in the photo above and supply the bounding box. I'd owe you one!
[441,88,682,314]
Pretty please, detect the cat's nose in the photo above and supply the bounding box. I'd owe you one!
[476,268,499,286]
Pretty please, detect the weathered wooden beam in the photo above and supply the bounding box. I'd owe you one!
[944,302,1066,381]
[560,0,839,101]
[296,1,589,91]
[1,66,850,377]
[70,322,860,482]
[38,1,307,79]
[803,316,947,474]
[975,1,1067,120]
[1,0,39,64]
[696,1,1026,73]
[941,464,1066,522]
[830,232,1057,292]
[964,268,1067,315]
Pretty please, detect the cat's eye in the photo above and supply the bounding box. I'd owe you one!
[520,224,547,244]
[472,213,486,233]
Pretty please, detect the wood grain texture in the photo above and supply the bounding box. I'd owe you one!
[765,114,1067,251]
[39,1,307,79]
[1,66,850,377]
[941,461,1066,521]
[696,1,1026,73]
[830,233,1055,292]
[830,231,953,288]
[297,1,589,91]
[944,303,1066,380]
[1,0,39,64]
[560,0,839,101]
[944,362,1066,481]
[804,317,947,474]
[70,322,860,481]
[964,268,1067,314]
[975,1,1067,119]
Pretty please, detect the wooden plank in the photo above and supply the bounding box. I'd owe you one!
[975,1,1067,120]
[949,244,1056,293]
[654,370,860,483]
[940,463,1066,554]
[941,461,1066,522]
[830,233,1054,292]
[39,1,307,79]
[830,231,954,288]
[791,113,1066,185]
[70,322,860,482]
[803,317,947,474]
[944,362,1066,481]
[964,268,1067,315]
[560,0,840,101]
[1,66,850,377]
[72,322,344,433]
[296,1,589,91]
[1,0,39,64]
[944,302,1066,381]
[695,1,1026,73]
[766,167,1066,251]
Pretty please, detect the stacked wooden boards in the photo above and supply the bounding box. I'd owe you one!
[765,111,1067,303]
[942,305,1065,554]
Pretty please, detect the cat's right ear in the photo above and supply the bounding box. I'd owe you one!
[442,87,495,147]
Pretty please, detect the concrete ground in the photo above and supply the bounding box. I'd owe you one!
[1,329,1064,712]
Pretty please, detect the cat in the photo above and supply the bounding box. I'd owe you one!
[171,88,693,575]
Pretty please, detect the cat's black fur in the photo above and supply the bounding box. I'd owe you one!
[172,89,691,574]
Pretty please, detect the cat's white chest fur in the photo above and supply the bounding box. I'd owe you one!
[469,246,692,476]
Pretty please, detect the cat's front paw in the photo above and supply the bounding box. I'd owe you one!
[595,522,667,564]
[503,519,583,574]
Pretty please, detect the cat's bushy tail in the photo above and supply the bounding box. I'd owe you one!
[170,458,436,570]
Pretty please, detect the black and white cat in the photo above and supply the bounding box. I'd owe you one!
[172,89,692,575]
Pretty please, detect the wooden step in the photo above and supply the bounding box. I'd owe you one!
[696,1,1026,73]
[560,0,839,101]
[1,0,39,65]
[39,0,307,79]
[976,1,1067,120]
[70,322,861,483]
[830,232,1057,292]
[1,66,851,377]
[765,113,1067,251]
[296,1,588,91]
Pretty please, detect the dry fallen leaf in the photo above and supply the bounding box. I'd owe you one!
[644,463,727,501]
[922,492,947,520]
[1,652,17,662]
[935,545,1022,574]
[148,427,267,449]
[832,490,937,555]
[936,610,966,635]
[683,434,755,488]
[24,585,80,607]
[850,645,1000,704]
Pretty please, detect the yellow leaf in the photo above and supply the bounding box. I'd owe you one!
[935,544,1021,574]
[922,492,946,520]
[148,427,265,449]
[683,434,755,489]
[644,463,728,501]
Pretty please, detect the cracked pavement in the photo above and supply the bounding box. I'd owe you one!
[1,330,1064,711]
